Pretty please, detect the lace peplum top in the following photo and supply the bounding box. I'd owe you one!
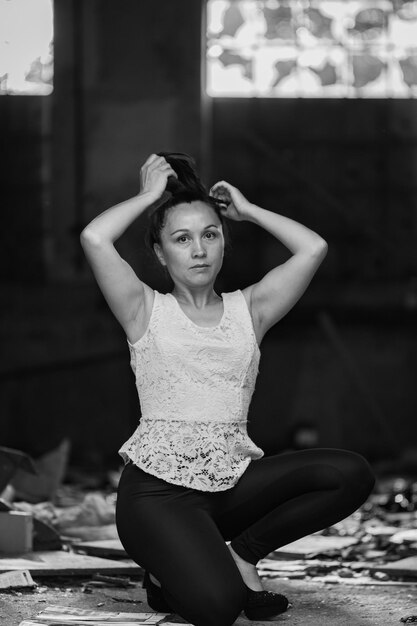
[118,288,264,491]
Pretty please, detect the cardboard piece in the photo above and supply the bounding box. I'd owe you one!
[0,550,141,576]
[91,573,136,587]
[0,511,33,554]
[73,539,127,558]
[269,534,358,559]
[0,499,62,551]
[11,438,71,503]
[390,529,417,544]
[258,558,341,572]
[365,525,400,538]
[305,575,417,586]
[0,446,37,495]
[370,556,417,578]
[19,605,176,625]
[62,524,119,542]
[0,497,13,512]
[0,569,36,589]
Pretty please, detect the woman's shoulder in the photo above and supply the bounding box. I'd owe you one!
[224,286,251,311]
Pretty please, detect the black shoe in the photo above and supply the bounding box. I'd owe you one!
[243,585,290,620]
[142,570,173,613]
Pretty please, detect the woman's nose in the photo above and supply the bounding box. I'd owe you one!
[192,240,206,256]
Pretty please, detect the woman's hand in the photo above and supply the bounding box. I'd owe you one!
[209,181,252,221]
[139,153,178,199]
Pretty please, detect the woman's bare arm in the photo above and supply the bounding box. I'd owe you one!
[210,181,327,337]
[80,154,176,335]
[242,203,327,334]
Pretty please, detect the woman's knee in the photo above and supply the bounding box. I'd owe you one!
[197,593,244,626]
[336,449,376,500]
[198,605,243,626]
[166,582,246,626]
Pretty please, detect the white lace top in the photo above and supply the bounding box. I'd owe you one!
[118,289,264,491]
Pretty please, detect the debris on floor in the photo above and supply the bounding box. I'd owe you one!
[0,510,33,554]
[10,439,71,504]
[258,477,417,587]
[0,569,35,590]
[0,550,140,576]
[271,533,358,559]
[0,446,38,497]
[18,605,188,625]
[72,539,127,558]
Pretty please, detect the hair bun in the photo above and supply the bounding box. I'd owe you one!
[157,151,207,196]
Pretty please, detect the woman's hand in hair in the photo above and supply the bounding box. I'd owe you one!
[210,181,252,222]
[140,153,178,199]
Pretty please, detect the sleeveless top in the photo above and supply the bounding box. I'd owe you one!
[118,289,265,491]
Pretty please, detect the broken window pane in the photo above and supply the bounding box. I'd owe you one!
[0,0,53,96]
[206,0,417,98]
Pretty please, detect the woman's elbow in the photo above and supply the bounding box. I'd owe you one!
[80,226,102,248]
[310,237,328,260]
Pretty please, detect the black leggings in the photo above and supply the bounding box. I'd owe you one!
[116,448,375,626]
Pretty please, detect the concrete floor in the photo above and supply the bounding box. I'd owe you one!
[1,574,416,626]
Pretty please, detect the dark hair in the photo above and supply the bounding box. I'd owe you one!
[145,151,231,260]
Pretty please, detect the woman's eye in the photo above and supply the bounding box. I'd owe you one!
[176,232,216,243]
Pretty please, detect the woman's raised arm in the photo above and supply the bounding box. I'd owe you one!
[210,181,328,339]
[80,154,176,336]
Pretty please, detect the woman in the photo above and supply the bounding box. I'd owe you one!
[80,152,375,626]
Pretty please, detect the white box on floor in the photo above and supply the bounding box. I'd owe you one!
[0,511,33,554]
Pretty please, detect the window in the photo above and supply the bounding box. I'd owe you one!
[206,0,417,97]
[0,0,53,95]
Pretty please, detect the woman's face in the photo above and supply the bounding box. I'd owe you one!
[154,200,224,288]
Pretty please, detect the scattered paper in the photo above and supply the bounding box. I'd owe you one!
[19,606,193,625]
[0,568,35,589]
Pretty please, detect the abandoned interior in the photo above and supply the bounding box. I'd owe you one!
[1,0,417,624]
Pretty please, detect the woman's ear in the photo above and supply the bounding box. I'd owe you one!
[153,243,166,267]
